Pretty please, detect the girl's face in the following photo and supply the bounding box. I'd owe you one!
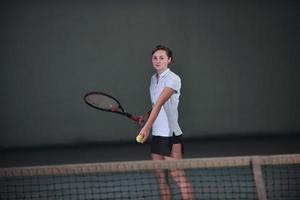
[152,50,171,73]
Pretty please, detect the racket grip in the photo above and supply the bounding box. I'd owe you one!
[130,115,140,123]
[125,113,139,123]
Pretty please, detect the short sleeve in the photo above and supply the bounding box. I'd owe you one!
[165,75,181,93]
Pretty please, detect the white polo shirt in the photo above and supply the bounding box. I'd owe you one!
[149,68,183,137]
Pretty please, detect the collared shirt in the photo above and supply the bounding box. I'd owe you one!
[149,68,183,137]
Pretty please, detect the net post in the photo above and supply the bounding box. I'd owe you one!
[251,157,267,200]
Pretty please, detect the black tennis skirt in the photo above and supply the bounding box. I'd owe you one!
[151,133,184,156]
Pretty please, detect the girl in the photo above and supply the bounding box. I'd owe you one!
[138,45,194,200]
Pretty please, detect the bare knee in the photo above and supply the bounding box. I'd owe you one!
[155,170,167,181]
[170,170,185,184]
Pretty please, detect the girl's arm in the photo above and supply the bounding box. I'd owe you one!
[139,87,174,143]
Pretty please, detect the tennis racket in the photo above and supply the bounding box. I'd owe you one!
[84,92,140,123]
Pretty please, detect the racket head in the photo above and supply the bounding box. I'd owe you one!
[84,92,124,113]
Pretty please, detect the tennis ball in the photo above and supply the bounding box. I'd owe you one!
[136,135,143,143]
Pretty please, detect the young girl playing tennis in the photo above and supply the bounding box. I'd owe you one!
[138,45,194,200]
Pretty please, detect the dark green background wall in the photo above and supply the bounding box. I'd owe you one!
[1,0,299,148]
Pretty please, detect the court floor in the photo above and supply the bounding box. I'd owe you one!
[0,134,299,168]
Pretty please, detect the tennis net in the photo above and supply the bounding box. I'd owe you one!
[0,154,299,200]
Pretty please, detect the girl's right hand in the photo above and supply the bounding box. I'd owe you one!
[135,111,150,127]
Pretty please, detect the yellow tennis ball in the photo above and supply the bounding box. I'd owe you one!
[136,135,143,143]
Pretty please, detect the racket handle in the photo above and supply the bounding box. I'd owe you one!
[131,109,152,125]
[125,113,139,123]
[130,115,140,123]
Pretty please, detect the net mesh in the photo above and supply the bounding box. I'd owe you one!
[1,154,299,200]
[263,164,300,200]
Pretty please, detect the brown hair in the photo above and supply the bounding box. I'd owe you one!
[151,45,173,62]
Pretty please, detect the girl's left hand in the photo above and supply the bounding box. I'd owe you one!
[138,127,150,143]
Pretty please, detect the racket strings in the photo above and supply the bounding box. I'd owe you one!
[86,95,120,111]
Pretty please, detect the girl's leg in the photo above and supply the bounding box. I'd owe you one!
[152,153,172,200]
[165,144,195,200]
